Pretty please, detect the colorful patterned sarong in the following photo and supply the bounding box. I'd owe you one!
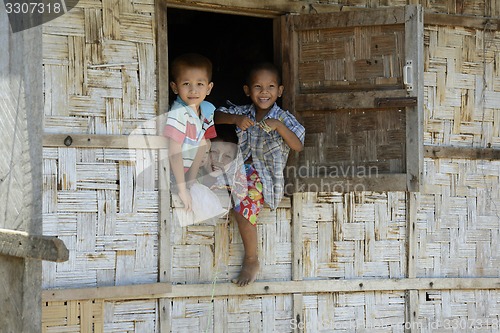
[233,164,264,225]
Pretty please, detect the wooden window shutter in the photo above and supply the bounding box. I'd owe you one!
[281,5,423,192]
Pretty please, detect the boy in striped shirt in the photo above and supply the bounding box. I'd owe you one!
[164,53,217,211]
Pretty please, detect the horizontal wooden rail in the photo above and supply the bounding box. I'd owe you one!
[168,278,500,298]
[43,282,172,302]
[0,228,68,262]
[42,278,500,302]
[424,145,500,160]
[43,134,168,149]
[291,173,408,192]
[424,11,500,30]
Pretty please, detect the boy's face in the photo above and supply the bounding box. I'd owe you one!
[208,141,238,177]
[243,69,284,113]
[170,66,213,112]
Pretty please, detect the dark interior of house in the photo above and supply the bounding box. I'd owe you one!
[166,8,274,108]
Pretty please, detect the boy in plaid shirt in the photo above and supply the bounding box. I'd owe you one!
[215,62,305,286]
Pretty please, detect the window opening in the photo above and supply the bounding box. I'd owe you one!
[167,8,274,108]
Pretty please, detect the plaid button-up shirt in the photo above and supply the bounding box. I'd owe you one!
[216,102,305,209]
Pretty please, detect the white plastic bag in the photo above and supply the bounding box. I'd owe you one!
[175,183,227,227]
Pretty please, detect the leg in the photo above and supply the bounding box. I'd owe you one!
[232,211,260,287]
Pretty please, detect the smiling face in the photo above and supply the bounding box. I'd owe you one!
[208,141,238,177]
[170,65,214,113]
[243,68,284,113]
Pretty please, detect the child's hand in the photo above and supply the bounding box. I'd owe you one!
[235,115,254,131]
[262,119,282,131]
[178,188,192,211]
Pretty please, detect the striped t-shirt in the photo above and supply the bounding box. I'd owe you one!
[164,97,217,171]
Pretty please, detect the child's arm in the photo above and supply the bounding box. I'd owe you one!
[185,139,209,184]
[214,111,254,131]
[168,139,192,211]
[265,119,304,152]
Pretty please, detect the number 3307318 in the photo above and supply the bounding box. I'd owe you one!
[5,2,62,14]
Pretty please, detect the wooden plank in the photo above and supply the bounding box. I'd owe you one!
[288,6,406,29]
[292,174,408,192]
[42,282,172,301]
[165,0,343,17]
[292,193,303,281]
[292,293,304,333]
[375,97,417,108]
[0,228,69,262]
[41,277,500,300]
[1,7,44,332]
[424,145,500,160]
[295,90,408,111]
[405,193,418,333]
[43,134,168,149]
[157,4,171,333]
[424,12,500,29]
[166,278,500,298]
[405,5,424,192]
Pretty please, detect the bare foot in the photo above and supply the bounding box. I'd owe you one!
[232,257,260,287]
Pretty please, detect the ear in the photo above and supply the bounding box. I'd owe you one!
[170,81,178,94]
[207,82,214,95]
[278,85,284,97]
[243,85,250,97]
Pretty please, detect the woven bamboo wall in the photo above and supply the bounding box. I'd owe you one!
[42,0,156,135]
[170,203,292,284]
[424,25,500,148]
[41,0,160,330]
[40,1,500,331]
[42,147,158,289]
[300,108,407,174]
[42,299,158,332]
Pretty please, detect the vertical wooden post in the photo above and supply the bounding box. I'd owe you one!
[292,193,304,333]
[155,1,172,332]
[0,3,44,332]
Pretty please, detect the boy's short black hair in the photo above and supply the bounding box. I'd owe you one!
[246,62,282,86]
[170,53,213,82]
[213,124,238,145]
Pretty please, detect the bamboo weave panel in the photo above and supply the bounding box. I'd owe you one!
[417,290,500,331]
[42,147,159,289]
[418,158,500,277]
[168,292,407,332]
[299,108,407,174]
[424,25,500,148]
[423,0,492,16]
[42,299,158,332]
[42,0,157,135]
[298,192,407,279]
[170,295,293,332]
[297,25,404,92]
[302,292,406,332]
[170,207,292,284]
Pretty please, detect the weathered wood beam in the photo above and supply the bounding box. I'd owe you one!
[43,134,168,149]
[167,278,500,298]
[41,278,500,301]
[164,0,343,17]
[424,145,500,160]
[292,174,408,192]
[0,228,68,262]
[424,11,500,30]
[295,90,408,111]
[42,282,172,302]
